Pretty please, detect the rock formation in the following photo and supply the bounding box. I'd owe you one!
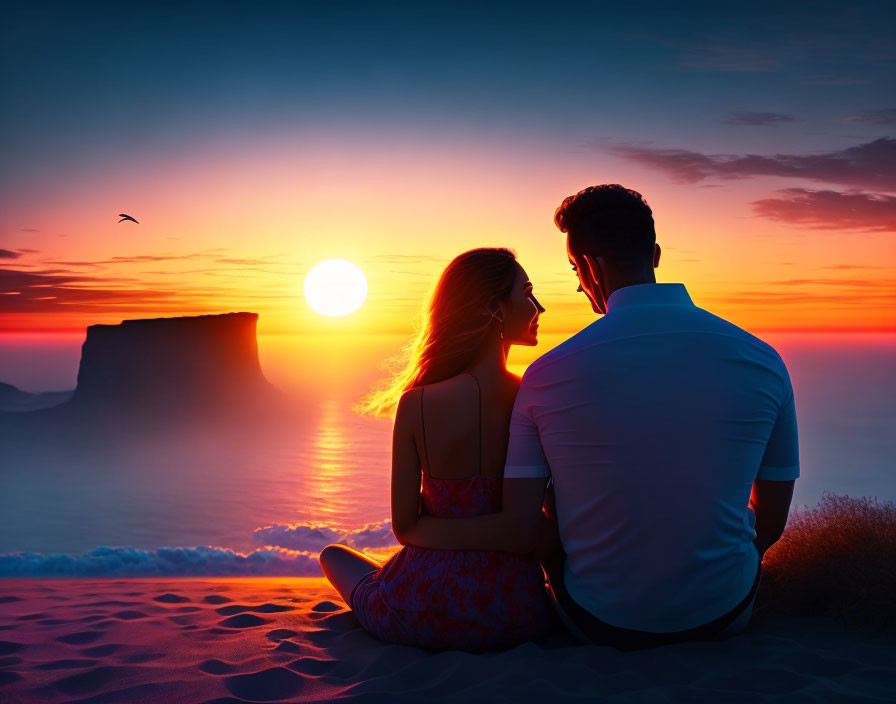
[67,312,278,416]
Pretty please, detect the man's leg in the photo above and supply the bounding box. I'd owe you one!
[318,544,381,608]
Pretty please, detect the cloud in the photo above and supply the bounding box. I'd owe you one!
[44,260,106,268]
[215,257,278,266]
[19,228,39,232]
[253,520,397,553]
[750,189,896,231]
[97,249,224,265]
[722,111,795,126]
[822,264,884,270]
[846,108,896,125]
[609,138,896,191]
[0,268,214,314]
[0,545,321,577]
[0,249,22,259]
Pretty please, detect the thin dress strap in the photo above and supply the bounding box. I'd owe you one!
[419,375,483,478]
[466,372,483,477]
[420,387,431,474]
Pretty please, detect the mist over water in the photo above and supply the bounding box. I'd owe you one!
[0,333,894,571]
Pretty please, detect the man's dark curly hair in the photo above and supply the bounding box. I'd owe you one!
[554,184,656,265]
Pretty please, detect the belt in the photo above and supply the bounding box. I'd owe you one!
[545,555,763,651]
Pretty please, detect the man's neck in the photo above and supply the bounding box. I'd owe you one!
[603,272,657,301]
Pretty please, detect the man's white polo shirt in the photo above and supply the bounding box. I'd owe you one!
[505,282,799,632]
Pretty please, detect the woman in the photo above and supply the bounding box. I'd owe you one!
[319,247,555,651]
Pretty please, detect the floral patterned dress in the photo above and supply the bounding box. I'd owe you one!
[350,471,553,651]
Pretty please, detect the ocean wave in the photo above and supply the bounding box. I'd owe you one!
[0,545,322,577]
[253,519,398,552]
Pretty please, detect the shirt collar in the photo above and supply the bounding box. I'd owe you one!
[605,283,693,312]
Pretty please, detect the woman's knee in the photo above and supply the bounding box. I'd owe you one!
[318,544,350,575]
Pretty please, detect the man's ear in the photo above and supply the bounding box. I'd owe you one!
[653,243,661,268]
[581,254,606,313]
[582,254,602,292]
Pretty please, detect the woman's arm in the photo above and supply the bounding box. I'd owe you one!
[389,386,550,554]
[397,477,550,553]
[390,389,424,539]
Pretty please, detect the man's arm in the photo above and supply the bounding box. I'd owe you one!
[752,363,800,559]
[750,479,794,559]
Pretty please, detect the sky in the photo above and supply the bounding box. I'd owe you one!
[1,1,894,366]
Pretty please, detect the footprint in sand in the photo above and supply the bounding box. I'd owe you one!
[50,665,135,697]
[265,629,299,642]
[0,671,23,686]
[168,615,197,626]
[0,641,24,656]
[218,614,271,628]
[202,595,233,604]
[152,593,191,604]
[311,601,342,612]
[224,667,306,700]
[215,603,295,616]
[287,657,337,676]
[35,658,99,670]
[198,658,241,675]
[56,631,105,645]
[111,610,148,621]
[81,644,123,657]
[121,651,166,663]
[273,640,303,654]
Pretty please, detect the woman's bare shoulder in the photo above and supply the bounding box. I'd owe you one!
[414,374,480,407]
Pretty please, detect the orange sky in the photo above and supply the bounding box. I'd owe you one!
[2,132,894,344]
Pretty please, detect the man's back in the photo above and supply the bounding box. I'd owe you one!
[505,283,799,632]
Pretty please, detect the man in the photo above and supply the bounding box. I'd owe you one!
[407,184,798,649]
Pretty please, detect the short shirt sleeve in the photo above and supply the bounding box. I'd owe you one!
[757,364,800,481]
[503,373,551,479]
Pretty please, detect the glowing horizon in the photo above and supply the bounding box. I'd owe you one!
[2,4,894,344]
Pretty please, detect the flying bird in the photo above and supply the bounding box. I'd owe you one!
[118,214,139,224]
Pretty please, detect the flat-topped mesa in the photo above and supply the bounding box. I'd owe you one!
[69,312,276,414]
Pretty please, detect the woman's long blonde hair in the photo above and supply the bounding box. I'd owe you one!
[356,247,518,417]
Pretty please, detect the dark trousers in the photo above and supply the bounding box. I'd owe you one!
[542,552,762,651]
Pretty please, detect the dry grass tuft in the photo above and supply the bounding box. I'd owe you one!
[757,493,896,633]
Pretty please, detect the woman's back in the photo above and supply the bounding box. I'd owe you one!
[350,371,553,651]
[414,371,519,482]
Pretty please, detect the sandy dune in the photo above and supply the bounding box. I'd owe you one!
[0,577,893,703]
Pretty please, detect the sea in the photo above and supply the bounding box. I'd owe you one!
[0,332,893,574]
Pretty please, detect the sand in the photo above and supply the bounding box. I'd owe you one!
[0,577,894,703]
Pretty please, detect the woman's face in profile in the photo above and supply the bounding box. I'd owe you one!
[502,263,545,346]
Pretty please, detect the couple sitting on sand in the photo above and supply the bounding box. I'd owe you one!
[320,184,799,652]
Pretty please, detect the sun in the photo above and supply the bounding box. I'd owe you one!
[303,259,368,317]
